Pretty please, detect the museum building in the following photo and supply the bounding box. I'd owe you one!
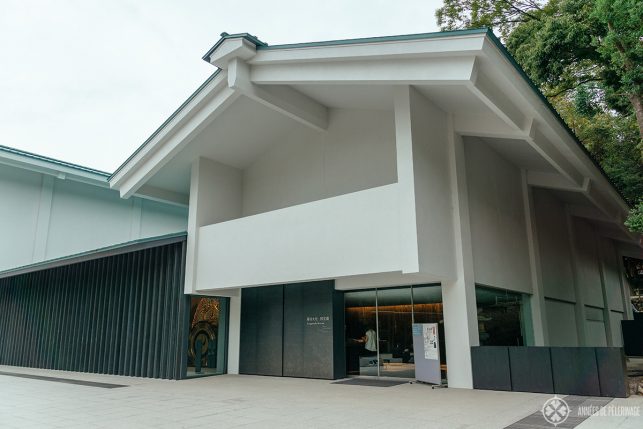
[0,29,641,389]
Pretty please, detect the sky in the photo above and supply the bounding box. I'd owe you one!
[0,0,442,172]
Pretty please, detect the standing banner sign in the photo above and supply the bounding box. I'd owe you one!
[412,323,441,385]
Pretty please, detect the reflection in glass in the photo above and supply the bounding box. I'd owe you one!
[187,296,229,377]
[475,286,525,346]
[344,290,378,376]
[377,287,413,378]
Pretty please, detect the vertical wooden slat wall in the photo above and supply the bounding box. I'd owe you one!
[0,240,189,380]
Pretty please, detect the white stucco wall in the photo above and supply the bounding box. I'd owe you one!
[0,163,188,272]
[0,165,42,270]
[407,87,455,279]
[599,237,625,312]
[532,189,576,302]
[196,183,401,290]
[242,108,397,216]
[545,298,579,346]
[464,138,531,293]
[572,218,605,309]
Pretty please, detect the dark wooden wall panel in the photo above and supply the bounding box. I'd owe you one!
[0,240,189,380]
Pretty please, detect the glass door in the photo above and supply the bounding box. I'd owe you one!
[344,284,444,379]
[376,287,414,378]
[344,289,378,376]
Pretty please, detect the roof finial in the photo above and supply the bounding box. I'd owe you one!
[220,32,229,37]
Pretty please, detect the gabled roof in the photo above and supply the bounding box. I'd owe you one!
[110,28,630,208]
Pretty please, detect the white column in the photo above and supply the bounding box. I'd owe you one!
[227,292,242,375]
[31,174,54,262]
[129,198,143,240]
[184,157,242,294]
[443,120,479,389]
[521,171,548,345]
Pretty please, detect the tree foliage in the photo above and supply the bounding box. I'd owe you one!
[436,0,643,229]
[624,200,643,233]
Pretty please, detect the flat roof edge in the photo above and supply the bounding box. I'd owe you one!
[0,232,187,280]
[0,144,110,178]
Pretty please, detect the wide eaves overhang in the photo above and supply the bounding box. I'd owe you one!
[108,28,635,240]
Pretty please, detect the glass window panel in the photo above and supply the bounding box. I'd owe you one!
[187,296,229,377]
[475,286,525,346]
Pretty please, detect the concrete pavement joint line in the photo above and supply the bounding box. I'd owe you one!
[0,370,128,389]
[504,395,613,429]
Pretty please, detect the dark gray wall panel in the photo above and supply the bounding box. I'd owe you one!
[471,346,512,391]
[239,285,284,376]
[283,281,338,379]
[240,281,344,380]
[509,346,554,393]
[0,240,189,380]
[595,347,627,398]
[551,347,600,396]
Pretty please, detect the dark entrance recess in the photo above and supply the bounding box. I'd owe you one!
[0,235,190,380]
[239,281,345,379]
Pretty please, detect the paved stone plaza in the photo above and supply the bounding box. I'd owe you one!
[0,365,641,428]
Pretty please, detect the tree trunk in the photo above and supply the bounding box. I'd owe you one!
[628,93,643,160]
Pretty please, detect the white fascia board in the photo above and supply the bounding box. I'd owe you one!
[109,72,231,198]
[250,56,478,85]
[249,33,486,64]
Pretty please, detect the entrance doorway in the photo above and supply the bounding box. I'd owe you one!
[344,284,444,379]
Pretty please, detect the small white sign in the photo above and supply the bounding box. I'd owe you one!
[423,324,439,360]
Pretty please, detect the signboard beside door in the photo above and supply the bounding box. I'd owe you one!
[412,323,441,385]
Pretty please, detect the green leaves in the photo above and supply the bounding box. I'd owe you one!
[625,201,643,234]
